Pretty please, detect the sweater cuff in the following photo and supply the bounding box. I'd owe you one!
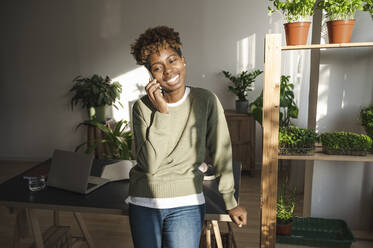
[153,111,170,130]
[222,192,238,210]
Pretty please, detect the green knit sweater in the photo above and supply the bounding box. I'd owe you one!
[129,87,237,210]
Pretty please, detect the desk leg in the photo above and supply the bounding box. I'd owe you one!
[73,212,95,248]
[53,210,60,226]
[26,208,44,248]
[205,221,212,248]
[12,209,22,248]
[13,208,30,248]
[12,223,20,248]
[211,220,223,248]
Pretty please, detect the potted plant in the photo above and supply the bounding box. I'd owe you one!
[250,75,299,126]
[268,0,317,45]
[70,74,122,122]
[317,0,365,43]
[76,120,133,160]
[277,178,296,236]
[222,69,263,113]
[320,131,372,156]
[279,126,318,155]
[360,105,373,148]
[364,0,373,18]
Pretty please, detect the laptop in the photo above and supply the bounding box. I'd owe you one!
[48,149,110,194]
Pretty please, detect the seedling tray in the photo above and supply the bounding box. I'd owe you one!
[276,217,355,248]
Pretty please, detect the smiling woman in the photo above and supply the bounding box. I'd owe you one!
[126,26,247,248]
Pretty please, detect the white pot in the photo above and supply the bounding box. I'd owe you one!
[100,160,136,181]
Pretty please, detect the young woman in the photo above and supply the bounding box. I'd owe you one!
[127,26,247,248]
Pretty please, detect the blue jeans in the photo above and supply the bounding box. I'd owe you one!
[129,204,206,248]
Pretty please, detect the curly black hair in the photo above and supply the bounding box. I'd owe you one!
[131,26,183,69]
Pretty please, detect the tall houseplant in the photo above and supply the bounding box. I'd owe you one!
[250,75,299,126]
[268,0,317,45]
[222,69,263,113]
[70,74,122,122]
[317,0,365,43]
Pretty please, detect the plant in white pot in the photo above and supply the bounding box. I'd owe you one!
[317,0,366,43]
[70,74,122,122]
[268,0,317,45]
[222,69,263,113]
[76,119,134,160]
[76,119,135,181]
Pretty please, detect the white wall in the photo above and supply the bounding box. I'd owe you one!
[310,11,373,229]
[0,0,271,160]
[1,0,373,230]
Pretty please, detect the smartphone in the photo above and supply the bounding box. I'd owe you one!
[148,71,164,96]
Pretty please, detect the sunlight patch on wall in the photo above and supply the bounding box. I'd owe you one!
[268,16,273,33]
[341,89,346,109]
[236,34,256,89]
[111,66,149,122]
[340,73,348,110]
[294,51,305,107]
[281,48,311,127]
[316,64,330,131]
[267,16,283,34]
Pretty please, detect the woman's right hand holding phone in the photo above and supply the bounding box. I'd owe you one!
[145,79,168,114]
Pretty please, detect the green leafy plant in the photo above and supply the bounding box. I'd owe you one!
[360,105,373,139]
[279,126,318,154]
[277,178,296,225]
[317,0,364,20]
[250,75,299,126]
[320,131,372,155]
[268,0,317,23]
[70,74,122,110]
[76,120,133,160]
[364,0,373,18]
[222,70,263,101]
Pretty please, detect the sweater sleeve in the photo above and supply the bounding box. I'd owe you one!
[132,101,170,174]
[206,93,238,210]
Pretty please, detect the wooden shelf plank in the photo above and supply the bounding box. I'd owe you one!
[282,42,373,51]
[279,152,373,162]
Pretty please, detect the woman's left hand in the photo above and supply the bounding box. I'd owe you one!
[228,205,247,227]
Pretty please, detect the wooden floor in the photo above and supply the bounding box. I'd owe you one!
[0,161,372,248]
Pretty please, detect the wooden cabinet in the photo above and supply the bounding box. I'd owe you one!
[224,110,256,174]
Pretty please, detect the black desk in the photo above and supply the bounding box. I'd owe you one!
[0,160,241,248]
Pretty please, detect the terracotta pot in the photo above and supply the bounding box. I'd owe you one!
[284,22,311,46]
[276,222,292,236]
[327,19,355,43]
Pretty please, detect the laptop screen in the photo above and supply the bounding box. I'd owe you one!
[48,150,94,193]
